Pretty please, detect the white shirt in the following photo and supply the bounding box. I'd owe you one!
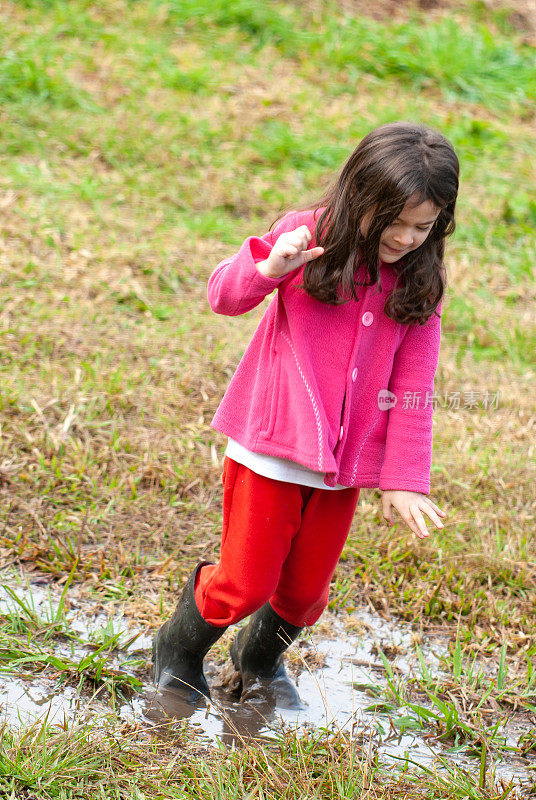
[225,438,347,490]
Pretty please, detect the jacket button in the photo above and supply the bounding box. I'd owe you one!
[362,311,373,326]
[352,368,358,382]
[339,425,344,440]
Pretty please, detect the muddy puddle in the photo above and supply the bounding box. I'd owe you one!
[0,575,534,797]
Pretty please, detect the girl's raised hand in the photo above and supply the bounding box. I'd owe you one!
[256,225,325,279]
[381,490,446,540]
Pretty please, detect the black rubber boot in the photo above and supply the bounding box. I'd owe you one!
[230,603,306,710]
[152,563,227,704]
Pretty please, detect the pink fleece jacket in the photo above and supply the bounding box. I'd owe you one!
[207,209,442,493]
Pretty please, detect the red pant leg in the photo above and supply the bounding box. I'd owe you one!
[194,458,305,626]
[195,458,359,628]
[270,486,359,627]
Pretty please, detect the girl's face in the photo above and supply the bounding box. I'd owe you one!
[361,196,441,264]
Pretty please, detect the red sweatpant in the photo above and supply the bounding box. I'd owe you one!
[194,457,360,628]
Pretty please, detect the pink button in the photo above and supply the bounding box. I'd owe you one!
[339,425,344,440]
[352,368,358,382]
[362,311,373,326]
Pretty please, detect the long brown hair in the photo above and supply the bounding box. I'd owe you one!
[276,122,459,325]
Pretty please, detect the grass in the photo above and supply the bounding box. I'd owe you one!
[0,0,535,796]
[0,629,143,699]
[357,636,536,755]
[0,713,526,799]
[0,577,144,702]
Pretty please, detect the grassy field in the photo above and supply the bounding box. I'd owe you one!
[0,0,535,797]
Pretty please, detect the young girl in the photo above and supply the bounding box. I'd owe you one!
[153,121,459,710]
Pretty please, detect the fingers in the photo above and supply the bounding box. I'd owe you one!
[292,225,312,247]
[382,495,393,527]
[280,243,300,258]
[302,246,324,262]
[408,504,430,539]
[383,493,446,539]
[424,497,447,518]
[272,226,327,270]
[275,226,314,256]
[421,501,445,530]
[406,500,447,539]
[281,246,324,261]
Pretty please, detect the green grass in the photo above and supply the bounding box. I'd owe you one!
[357,636,536,756]
[0,577,144,701]
[135,0,536,110]
[0,713,525,799]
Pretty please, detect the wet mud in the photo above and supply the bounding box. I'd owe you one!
[0,576,534,797]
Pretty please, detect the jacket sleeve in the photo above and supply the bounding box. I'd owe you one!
[379,300,443,495]
[207,211,300,316]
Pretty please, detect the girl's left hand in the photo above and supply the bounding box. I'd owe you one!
[381,490,446,539]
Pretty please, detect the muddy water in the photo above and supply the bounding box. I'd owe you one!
[139,611,443,755]
[0,576,534,796]
[139,614,535,796]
